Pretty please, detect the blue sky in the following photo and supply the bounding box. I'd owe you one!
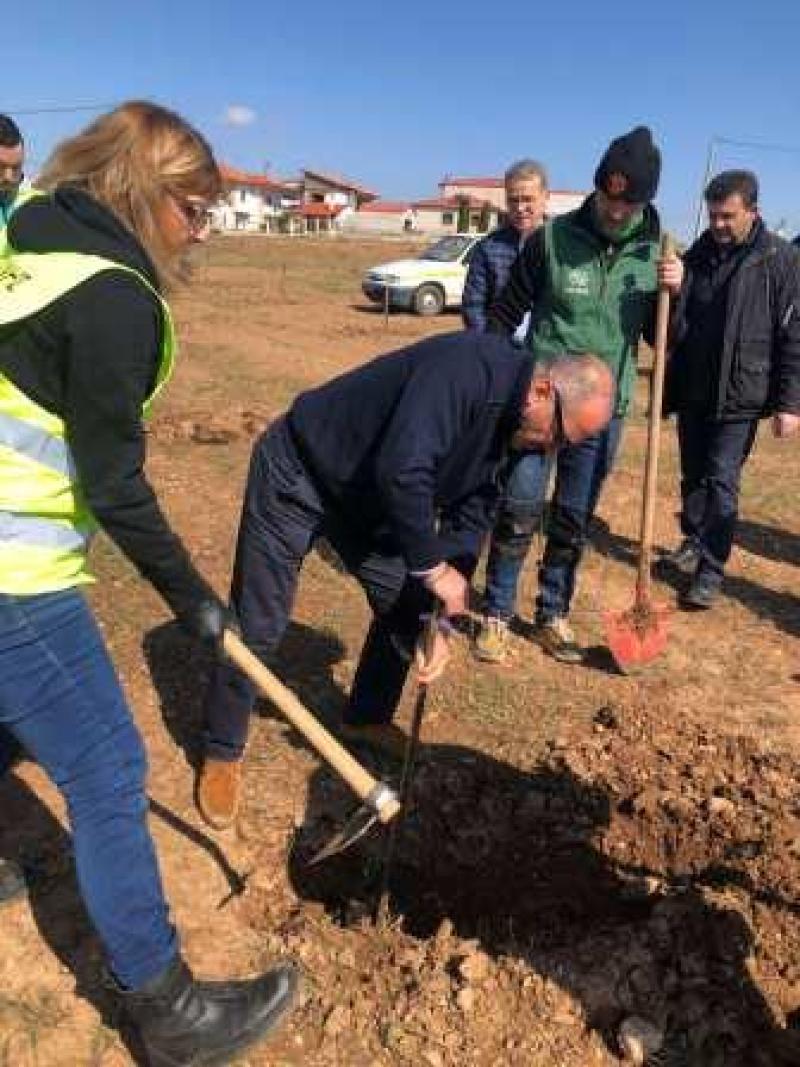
[8,0,800,239]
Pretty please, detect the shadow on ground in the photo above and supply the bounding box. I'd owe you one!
[143,619,349,769]
[0,771,147,1063]
[289,740,800,1066]
[590,520,800,639]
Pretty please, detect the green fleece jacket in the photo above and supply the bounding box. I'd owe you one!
[488,194,661,416]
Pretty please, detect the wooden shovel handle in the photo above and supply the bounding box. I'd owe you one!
[637,233,675,598]
[222,630,400,823]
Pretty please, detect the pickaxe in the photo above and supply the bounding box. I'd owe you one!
[373,611,440,924]
[221,631,400,868]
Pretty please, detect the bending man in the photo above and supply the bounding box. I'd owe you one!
[197,333,613,829]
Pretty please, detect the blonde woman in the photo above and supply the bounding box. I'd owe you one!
[0,102,299,1064]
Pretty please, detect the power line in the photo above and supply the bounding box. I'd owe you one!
[8,102,117,116]
[714,135,800,157]
[691,134,800,240]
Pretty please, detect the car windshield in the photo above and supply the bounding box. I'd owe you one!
[419,236,474,262]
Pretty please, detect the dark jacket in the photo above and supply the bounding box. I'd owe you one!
[1,188,214,618]
[288,332,534,572]
[462,225,525,332]
[665,223,800,419]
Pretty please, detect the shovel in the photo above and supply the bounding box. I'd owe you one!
[604,234,674,671]
[221,631,400,865]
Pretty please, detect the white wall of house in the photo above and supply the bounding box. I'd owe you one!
[303,175,358,210]
[412,207,459,235]
[212,184,289,232]
[343,210,414,234]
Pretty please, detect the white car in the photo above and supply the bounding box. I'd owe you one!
[362,233,483,316]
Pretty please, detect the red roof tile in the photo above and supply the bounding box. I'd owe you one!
[287,201,344,218]
[440,175,587,197]
[358,200,412,214]
[440,176,504,189]
[302,168,378,199]
[412,195,493,210]
[219,163,288,191]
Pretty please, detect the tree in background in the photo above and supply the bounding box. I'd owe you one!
[457,196,471,233]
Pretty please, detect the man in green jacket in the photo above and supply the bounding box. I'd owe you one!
[476,126,681,664]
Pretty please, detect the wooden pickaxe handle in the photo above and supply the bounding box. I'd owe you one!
[222,630,401,823]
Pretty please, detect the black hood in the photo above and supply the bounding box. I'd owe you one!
[8,186,160,290]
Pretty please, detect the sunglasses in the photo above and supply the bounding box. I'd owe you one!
[174,196,211,231]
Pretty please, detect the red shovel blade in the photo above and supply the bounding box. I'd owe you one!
[603,601,670,671]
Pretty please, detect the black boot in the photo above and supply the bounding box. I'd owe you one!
[0,858,27,905]
[118,955,300,1067]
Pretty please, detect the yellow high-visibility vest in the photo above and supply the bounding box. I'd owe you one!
[0,232,175,595]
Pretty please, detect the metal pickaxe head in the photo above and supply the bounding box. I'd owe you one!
[307,781,400,866]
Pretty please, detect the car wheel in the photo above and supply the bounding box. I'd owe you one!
[413,283,445,316]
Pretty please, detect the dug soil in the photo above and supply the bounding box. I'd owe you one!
[0,236,798,1066]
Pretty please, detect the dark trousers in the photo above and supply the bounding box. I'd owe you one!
[204,419,474,760]
[484,417,623,621]
[677,412,759,580]
[0,589,177,989]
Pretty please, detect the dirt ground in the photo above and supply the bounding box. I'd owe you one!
[1,235,799,1066]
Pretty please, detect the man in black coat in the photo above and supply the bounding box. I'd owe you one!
[663,170,800,608]
[195,332,613,829]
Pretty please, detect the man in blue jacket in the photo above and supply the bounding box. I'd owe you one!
[196,333,613,829]
[462,159,549,334]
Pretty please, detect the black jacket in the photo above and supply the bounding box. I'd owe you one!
[665,223,800,419]
[288,331,535,571]
[1,188,214,617]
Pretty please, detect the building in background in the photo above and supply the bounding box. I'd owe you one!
[212,164,295,232]
[439,175,586,218]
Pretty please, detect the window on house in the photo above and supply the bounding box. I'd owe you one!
[240,190,246,203]
[442,212,454,225]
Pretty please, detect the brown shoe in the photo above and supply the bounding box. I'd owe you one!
[195,758,242,829]
[339,723,410,761]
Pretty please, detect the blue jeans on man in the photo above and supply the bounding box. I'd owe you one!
[0,589,178,988]
[484,417,623,622]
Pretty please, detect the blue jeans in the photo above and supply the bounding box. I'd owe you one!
[484,417,623,621]
[678,413,758,581]
[204,418,477,758]
[0,589,177,989]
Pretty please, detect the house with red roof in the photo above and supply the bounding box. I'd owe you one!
[213,164,297,232]
[440,176,586,218]
[343,200,415,234]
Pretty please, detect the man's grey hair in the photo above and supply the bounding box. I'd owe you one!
[504,159,549,189]
[537,352,614,407]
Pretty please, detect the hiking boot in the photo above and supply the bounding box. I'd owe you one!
[657,538,701,576]
[339,722,410,761]
[474,616,511,663]
[195,758,242,830]
[118,954,300,1067]
[680,573,721,611]
[533,617,584,664]
[0,858,26,905]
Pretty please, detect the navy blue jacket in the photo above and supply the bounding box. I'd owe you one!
[462,226,525,332]
[288,332,534,571]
